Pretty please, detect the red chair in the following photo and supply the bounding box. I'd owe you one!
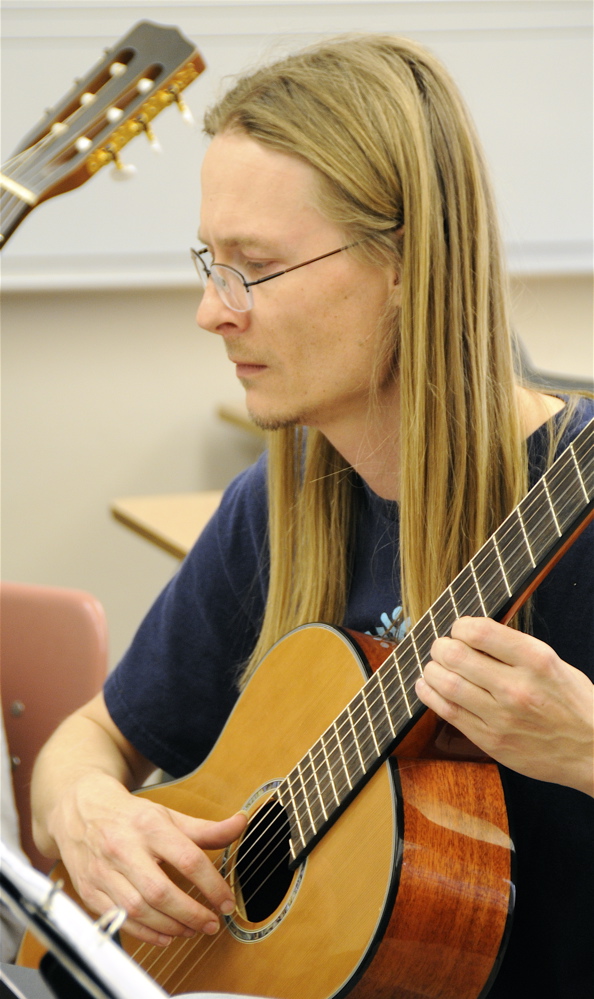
[1,582,108,872]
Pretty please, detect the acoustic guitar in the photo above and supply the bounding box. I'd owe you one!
[0,20,205,248]
[19,417,593,998]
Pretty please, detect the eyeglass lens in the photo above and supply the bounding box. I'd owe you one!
[194,252,252,312]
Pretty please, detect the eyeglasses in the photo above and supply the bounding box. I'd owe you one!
[190,239,366,312]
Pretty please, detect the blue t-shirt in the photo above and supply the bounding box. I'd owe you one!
[105,397,593,998]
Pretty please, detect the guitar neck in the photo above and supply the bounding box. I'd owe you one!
[280,418,594,865]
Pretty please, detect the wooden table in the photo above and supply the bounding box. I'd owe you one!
[111,491,223,559]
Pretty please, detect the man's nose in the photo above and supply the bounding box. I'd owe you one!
[195,279,249,335]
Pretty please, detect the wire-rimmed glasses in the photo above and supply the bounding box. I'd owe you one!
[190,239,366,312]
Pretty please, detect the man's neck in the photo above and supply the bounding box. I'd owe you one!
[319,383,402,501]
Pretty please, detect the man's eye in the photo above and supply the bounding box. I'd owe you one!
[244,259,274,272]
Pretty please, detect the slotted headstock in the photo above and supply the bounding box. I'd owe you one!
[0,21,205,247]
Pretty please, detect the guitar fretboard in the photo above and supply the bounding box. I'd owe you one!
[279,418,594,864]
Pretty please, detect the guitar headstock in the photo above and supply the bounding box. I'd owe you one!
[0,21,205,244]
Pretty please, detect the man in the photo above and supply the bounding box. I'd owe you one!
[31,34,592,998]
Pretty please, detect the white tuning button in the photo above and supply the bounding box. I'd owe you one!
[137,118,162,153]
[172,93,195,126]
[80,92,96,106]
[137,78,154,95]
[50,122,68,135]
[145,127,162,153]
[109,150,137,179]
[109,61,127,78]
[75,136,93,153]
[106,107,124,123]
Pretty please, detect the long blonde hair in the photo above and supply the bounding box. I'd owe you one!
[204,34,527,685]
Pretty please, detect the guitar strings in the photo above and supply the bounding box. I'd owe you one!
[1,133,65,233]
[122,439,591,990]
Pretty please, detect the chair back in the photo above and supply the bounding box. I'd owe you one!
[1,582,108,871]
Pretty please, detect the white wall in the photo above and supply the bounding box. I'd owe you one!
[1,1,592,667]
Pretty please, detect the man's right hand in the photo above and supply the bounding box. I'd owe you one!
[31,693,246,946]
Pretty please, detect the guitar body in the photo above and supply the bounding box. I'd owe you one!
[20,624,512,999]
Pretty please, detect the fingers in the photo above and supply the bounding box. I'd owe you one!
[413,616,594,791]
[65,796,247,946]
[448,616,554,673]
[415,617,516,738]
[109,809,245,941]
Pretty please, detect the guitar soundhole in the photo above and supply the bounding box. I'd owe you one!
[235,798,293,923]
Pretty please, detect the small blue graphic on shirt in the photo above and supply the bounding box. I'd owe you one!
[367,606,409,641]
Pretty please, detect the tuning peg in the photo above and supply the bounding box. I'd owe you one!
[108,149,137,179]
[144,124,162,153]
[80,92,97,107]
[106,107,124,124]
[136,115,162,153]
[169,89,195,126]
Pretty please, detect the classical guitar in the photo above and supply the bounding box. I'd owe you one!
[20,418,593,999]
[0,21,205,248]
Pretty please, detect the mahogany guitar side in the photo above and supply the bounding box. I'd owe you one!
[20,624,512,999]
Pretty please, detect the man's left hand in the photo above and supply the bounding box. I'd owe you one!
[415,616,594,796]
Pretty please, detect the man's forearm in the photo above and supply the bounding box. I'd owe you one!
[31,697,149,857]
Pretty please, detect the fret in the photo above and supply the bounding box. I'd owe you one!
[414,614,439,667]
[548,459,581,537]
[469,560,488,615]
[525,480,564,566]
[448,583,460,617]
[408,628,424,676]
[280,778,307,859]
[289,768,313,842]
[516,507,537,568]
[378,668,400,732]
[574,428,594,494]
[570,443,590,504]
[319,731,341,810]
[348,696,376,771]
[450,564,484,618]
[328,720,353,797]
[430,592,455,637]
[361,688,380,757]
[377,638,421,722]
[474,537,514,617]
[492,533,513,598]
[542,478,562,537]
[304,750,328,825]
[296,755,323,833]
[427,606,439,639]
[365,673,398,747]
[492,514,527,594]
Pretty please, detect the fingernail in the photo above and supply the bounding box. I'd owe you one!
[203,920,219,935]
[220,899,235,916]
